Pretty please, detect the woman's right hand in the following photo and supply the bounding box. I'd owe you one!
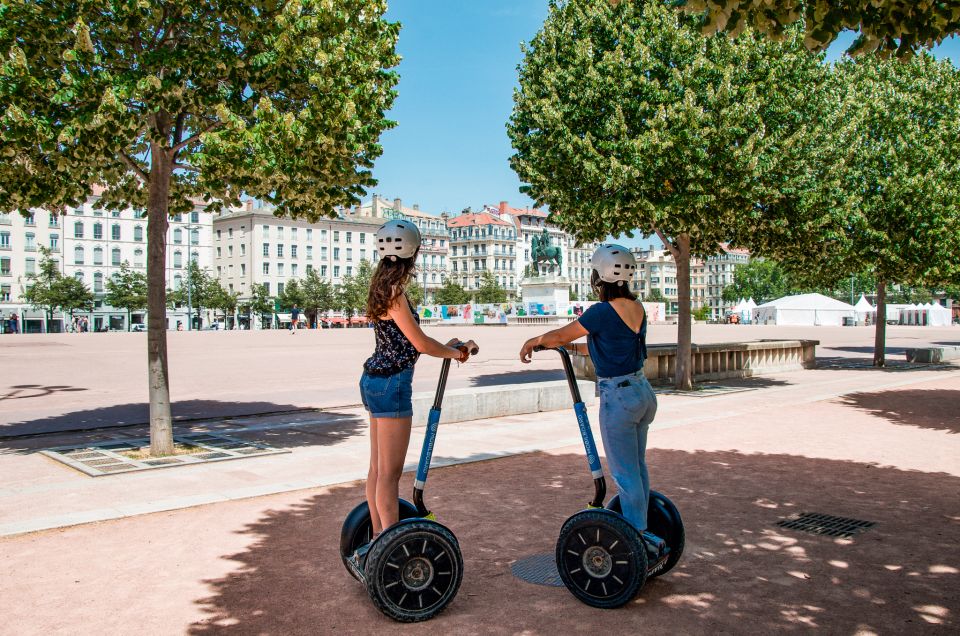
[446,338,474,363]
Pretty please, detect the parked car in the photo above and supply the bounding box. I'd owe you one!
[131,324,146,332]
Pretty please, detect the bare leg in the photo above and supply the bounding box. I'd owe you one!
[366,415,382,534]
[375,416,413,530]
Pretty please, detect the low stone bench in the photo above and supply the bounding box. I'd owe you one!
[507,315,575,326]
[411,379,595,425]
[904,346,960,363]
[568,339,819,384]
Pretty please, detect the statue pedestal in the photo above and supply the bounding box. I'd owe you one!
[521,275,571,313]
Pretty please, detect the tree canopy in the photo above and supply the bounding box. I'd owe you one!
[475,271,507,304]
[104,262,147,329]
[434,279,470,305]
[21,246,94,325]
[670,0,960,59]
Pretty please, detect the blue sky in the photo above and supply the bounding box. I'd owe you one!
[371,1,959,247]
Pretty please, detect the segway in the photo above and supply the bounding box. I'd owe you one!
[534,346,685,609]
[340,343,478,622]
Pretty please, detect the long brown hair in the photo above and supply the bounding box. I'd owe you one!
[591,270,638,302]
[367,251,419,320]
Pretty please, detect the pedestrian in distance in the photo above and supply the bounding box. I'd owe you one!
[519,244,666,561]
[349,219,477,569]
[290,304,300,334]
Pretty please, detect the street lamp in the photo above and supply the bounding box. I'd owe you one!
[183,223,201,330]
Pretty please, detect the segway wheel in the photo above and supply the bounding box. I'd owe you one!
[339,499,419,581]
[555,509,648,609]
[364,520,463,622]
[608,491,685,578]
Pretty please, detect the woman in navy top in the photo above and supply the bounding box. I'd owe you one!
[520,245,663,552]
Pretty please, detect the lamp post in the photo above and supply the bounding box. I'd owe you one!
[183,223,201,330]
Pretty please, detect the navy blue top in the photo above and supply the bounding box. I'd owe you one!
[363,297,421,376]
[577,301,647,378]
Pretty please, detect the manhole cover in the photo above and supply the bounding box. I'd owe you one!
[777,512,876,538]
[511,553,563,587]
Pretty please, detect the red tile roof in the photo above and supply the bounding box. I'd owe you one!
[497,202,549,218]
[718,242,751,256]
[446,212,514,228]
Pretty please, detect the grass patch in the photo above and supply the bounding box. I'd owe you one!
[119,442,207,460]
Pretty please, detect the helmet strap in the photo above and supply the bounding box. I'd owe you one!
[617,280,623,286]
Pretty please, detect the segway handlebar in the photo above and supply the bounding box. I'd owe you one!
[415,341,479,517]
[532,345,607,509]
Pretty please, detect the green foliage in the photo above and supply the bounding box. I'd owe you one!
[406,280,425,307]
[475,271,507,304]
[278,279,306,311]
[644,288,666,303]
[21,247,94,320]
[104,262,147,315]
[692,305,712,321]
[168,260,211,313]
[337,259,375,316]
[720,259,792,304]
[243,283,274,323]
[434,279,470,305]
[301,268,335,316]
[673,0,960,58]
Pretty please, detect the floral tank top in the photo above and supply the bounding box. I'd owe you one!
[363,298,420,376]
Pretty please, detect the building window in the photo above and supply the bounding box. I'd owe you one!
[277,282,284,295]
[111,210,121,218]
[277,244,284,258]
[321,246,328,259]
[1,284,11,301]
[24,212,35,226]
[263,282,270,294]
[291,245,298,258]
[240,244,246,256]
[240,263,246,276]
[321,229,327,239]
[93,247,103,265]
[263,262,270,275]
[74,246,84,264]
[360,249,366,261]
[320,265,327,276]
[216,229,222,240]
[93,272,103,292]
[277,263,285,276]
[173,274,182,290]
[359,233,366,244]
[228,245,233,257]
[216,247,222,258]
[0,257,10,276]
[173,251,182,268]
[307,229,313,240]
[173,228,182,244]
[25,257,36,275]
[346,248,353,261]
[191,229,199,245]
[191,211,199,223]
[111,224,120,240]
[133,225,143,242]
[74,221,84,239]
[112,248,121,266]
[263,243,269,257]
[333,265,340,277]
[333,247,340,260]
[173,213,183,222]
[0,231,8,249]
[291,264,298,276]
[333,231,340,242]
[306,264,313,274]
[93,223,103,240]
[25,233,36,251]
[134,249,144,268]
[306,245,313,260]
[291,228,297,240]
[346,231,352,243]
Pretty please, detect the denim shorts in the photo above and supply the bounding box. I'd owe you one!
[359,367,415,418]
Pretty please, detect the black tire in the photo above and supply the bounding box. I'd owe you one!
[555,509,648,609]
[364,520,463,622]
[339,499,418,581]
[607,491,685,578]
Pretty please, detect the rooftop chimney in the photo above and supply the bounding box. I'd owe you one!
[413,203,420,211]
[499,201,508,214]
[394,197,402,211]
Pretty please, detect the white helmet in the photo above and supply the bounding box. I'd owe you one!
[376,219,421,261]
[591,244,636,286]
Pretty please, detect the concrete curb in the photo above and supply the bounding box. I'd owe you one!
[411,379,595,424]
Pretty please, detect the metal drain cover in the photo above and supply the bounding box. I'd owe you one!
[511,553,563,587]
[777,512,876,538]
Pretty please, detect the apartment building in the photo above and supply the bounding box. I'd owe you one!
[446,211,518,298]
[345,196,449,301]
[1,191,213,332]
[704,244,750,319]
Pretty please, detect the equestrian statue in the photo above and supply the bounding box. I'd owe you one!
[531,228,562,276]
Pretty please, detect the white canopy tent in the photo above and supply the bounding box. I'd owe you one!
[927,303,952,327]
[752,293,856,326]
[854,295,875,323]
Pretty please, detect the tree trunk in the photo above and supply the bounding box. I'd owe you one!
[873,280,887,368]
[147,142,174,455]
[674,234,693,390]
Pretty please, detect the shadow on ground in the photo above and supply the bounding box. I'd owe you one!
[470,368,566,387]
[0,402,366,453]
[815,356,958,373]
[189,449,959,634]
[839,389,960,434]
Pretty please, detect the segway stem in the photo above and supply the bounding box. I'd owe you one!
[534,346,607,508]
[413,343,478,517]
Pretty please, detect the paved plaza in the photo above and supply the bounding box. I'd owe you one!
[0,324,958,634]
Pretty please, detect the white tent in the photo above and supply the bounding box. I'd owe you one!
[752,293,856,326]
[745,298,757,324]
[854,295,875,322]
[729,298,751,323]
[927,303,952,327]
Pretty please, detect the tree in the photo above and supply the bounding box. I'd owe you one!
[827,55,960,366]
[21,247,93,330]
[243,283,274,329]
[720,259,792,305]
[434,279,470,305]
[692,305,712,321]
[0,2,399,454]
[644,289,666,303]
[475,271,507,304]
[509,0,848,389]
[669,0,960,58]
[406,280,425,307]
[277,279,306,311]
[301,268,335,326]
[206,279,239,327]
[104,262,147,330]
[168,260,214,329]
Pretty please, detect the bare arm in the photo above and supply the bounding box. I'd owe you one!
[519,320,588,363]
[389,298,470,361]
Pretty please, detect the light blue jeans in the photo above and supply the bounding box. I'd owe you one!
[597,371,658,532]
